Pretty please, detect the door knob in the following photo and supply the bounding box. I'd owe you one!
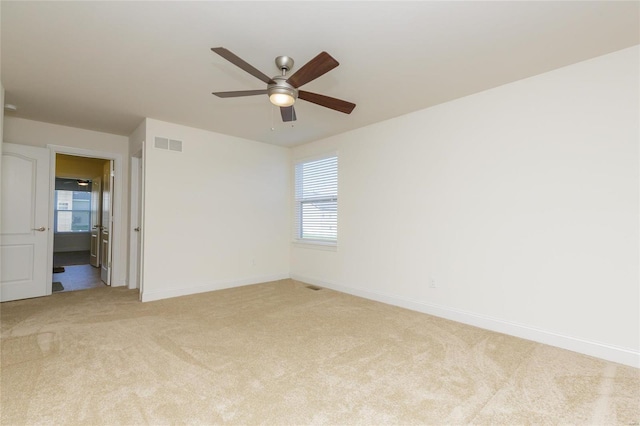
[134,227,140,232]
[32,226,46,232]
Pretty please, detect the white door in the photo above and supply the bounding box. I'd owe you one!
[100,161,113,285]
[89,175,102,268]
[135,157,143,292]
[1,143,50,302]
[129,153,143,290]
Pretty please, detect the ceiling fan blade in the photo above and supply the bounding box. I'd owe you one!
[212,89,268,98]
[286,51,339,88]
[211,47,273,84]
[280,106,297,122]
[298,91,356,114]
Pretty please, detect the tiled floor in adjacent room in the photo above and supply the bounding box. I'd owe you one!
[52,264,107,292]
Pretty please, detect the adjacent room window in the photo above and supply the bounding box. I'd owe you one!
[54,179,92,232]
[294,155,338,244]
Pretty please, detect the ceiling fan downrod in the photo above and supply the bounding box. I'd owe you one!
[274,56,294,76]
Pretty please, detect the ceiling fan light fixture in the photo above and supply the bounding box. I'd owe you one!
[267,76,298,107]
[269,92,295,107]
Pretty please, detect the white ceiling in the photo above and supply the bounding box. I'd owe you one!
[2,1,638,147]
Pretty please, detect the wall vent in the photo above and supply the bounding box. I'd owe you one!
[154,137,183,153]
[154,137,168,149]
[169,139,183,152]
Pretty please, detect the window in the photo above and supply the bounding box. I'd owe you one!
[54,190,91,232]
[294,155,338,244]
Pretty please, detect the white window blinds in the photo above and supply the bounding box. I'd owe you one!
[294,155,338,243]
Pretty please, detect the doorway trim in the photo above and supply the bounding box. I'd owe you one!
[129,147,144,291]
[47,145,125,287]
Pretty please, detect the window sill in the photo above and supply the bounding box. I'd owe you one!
[292,241,338,252]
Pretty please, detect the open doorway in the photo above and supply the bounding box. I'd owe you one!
[52,153,112,293]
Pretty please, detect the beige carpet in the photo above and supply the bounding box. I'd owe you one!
[1,279,638,425]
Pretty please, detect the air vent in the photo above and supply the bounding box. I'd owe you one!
[154,136,183,153]
[154,137,168,149]
[169,139,182,152]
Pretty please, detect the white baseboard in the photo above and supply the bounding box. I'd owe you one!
[290,274,640,369]
[141,273,290,303]
[111,280,127,288]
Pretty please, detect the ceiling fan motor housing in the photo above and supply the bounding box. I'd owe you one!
[275,56,294,72]
[267,76,298,102]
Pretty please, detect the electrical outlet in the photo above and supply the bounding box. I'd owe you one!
[429,278,436,288]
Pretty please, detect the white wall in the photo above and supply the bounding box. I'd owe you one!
[291,46,639,367]
[0,6,3,278]
[0,85,4,255]
[3,117,130,286]
[140,119,290,301]
[129,119,146,156]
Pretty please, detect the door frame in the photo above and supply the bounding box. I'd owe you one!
[129,146,144,292]
[48,145,124,286]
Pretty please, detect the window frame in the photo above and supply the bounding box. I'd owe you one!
[293,153,338,248]
[53,189,92,233]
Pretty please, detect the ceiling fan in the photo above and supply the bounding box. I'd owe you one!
[211,47,356,122]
